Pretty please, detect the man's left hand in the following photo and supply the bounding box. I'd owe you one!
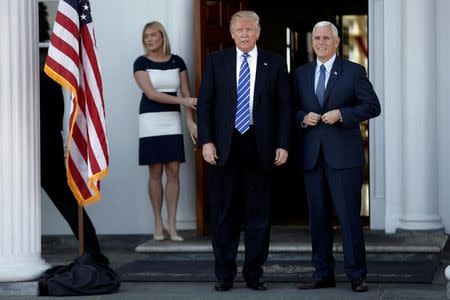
[321,109,342,125]
[274,148,288,166]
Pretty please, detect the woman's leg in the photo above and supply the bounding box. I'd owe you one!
[164,161,181,237]
[149,163,164,237]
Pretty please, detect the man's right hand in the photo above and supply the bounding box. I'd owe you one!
[184,97,197,109]
[303,112,321,127]
[202,142,218,165]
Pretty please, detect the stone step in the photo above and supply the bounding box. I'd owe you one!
[43,229,448,255]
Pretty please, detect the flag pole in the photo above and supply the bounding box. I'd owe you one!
[78,204,84,255]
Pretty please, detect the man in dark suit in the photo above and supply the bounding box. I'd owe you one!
[197,10,291,292]
[293,21,381,292]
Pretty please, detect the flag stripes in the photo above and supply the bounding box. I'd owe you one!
[44,0,109,206]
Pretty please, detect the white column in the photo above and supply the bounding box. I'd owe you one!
[166,0,197,230]
[436,0,450,285]
[398,0,442,230]
[369,0,403,233]
[0,0,49,281]
[436,0,450,231]
[368,0,386,231]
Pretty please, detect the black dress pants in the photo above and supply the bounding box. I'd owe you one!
[209,127,272,282]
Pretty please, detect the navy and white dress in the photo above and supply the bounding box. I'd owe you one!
[134,55,186,165]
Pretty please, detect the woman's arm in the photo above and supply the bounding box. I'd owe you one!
[134,70,196,109]
[179,70,197,143]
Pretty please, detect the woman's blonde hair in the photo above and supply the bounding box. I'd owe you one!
[141,21,171,55]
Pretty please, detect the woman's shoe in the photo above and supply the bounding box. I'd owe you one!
[153,226,165,241]
[153,234,165,241]
[162,223,170,235]
[164,223,184,241]
[169,233,184,242]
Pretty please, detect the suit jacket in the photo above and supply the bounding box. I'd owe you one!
[197,47,291,171]
[293,56,381,170]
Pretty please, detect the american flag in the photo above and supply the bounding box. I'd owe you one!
[44,0,109,206]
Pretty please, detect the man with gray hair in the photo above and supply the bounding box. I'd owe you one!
[293,21,380,292]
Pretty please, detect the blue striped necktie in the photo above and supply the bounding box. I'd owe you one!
[235,53,250,134]
[316,64,326,107]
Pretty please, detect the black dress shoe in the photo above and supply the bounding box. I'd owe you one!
[297,276,336,289]
[351,278,368,292]
[214,280,233,292]
[246,277,267,291]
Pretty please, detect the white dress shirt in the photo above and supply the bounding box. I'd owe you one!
[314,54,336,93]
[301,54,341,128]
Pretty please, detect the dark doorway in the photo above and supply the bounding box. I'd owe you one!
[247,0,370,226]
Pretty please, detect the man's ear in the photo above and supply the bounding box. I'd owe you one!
[335,37,340,48]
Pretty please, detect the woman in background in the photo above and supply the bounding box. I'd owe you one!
[133,21,197,242]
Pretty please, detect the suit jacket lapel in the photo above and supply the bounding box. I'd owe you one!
[308,63,321,109]
[323,56,343,106]
[253,47,269,108]
[224,48,237,105]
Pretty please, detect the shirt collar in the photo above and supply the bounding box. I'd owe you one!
[236,46,258,59]
[316,54,336,73]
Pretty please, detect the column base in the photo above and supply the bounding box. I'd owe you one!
[398,214,443,230]
[0,282,38,296]
[448,281,450,299]
[0,255,50,282]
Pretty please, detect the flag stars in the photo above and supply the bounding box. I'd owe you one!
[79,0,92,24]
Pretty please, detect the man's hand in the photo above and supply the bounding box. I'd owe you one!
[274,148,288,166]
[303,112,321,126]
[321,109,341,125]
[186,120,198,144]
[184,97,197,109]
[202,142,218,165]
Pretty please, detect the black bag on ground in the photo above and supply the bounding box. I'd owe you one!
[38,252,120,296]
